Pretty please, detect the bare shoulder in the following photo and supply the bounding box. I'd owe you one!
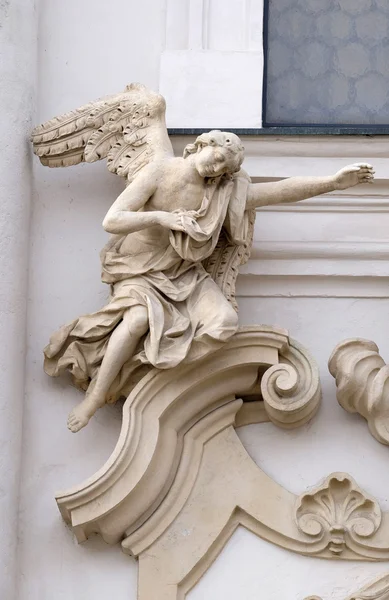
[156,156,184,181]
[132,158,166,184]
[132,157,184,193]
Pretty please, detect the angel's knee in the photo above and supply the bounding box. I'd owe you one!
[123,305,149,337]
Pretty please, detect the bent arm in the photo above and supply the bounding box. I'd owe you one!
[103,164,165,234]
[246,176,336,209]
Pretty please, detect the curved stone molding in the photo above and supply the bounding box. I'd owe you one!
[296,473,382,556]
[305,571,389,600]
[329,338,389,445]
[56,326,320,546]
[351,574,389,600]
[53,327,389,598]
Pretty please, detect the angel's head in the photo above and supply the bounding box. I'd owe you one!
[184,131,244,178]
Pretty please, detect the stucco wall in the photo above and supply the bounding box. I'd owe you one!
[17,1,165,598]
[0,1,37,598]
[10,1,389,599]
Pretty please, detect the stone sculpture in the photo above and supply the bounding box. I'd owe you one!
[329,338,389,446]
[55,328,389,600]
[31,83,375,432]
[296,472,381,557]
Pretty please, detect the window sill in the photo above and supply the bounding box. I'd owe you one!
[168,127,389,136]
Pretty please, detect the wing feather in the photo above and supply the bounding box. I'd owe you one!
[31,83,174,177]
[202,171,255,310]
[203,209,256,311]
[39,150,89,168]
[31,103,97,143]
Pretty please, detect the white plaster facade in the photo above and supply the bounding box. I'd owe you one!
[2,0,389,598]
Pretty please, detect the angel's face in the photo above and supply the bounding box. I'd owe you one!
[194,144,231,178]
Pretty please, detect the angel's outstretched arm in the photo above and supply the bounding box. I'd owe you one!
[246,163,374,209]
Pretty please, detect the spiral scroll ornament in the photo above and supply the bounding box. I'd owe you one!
[261,339,321,429]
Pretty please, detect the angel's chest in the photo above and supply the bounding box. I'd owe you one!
[149,181,206,212]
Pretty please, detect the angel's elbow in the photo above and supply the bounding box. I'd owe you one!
[102,215,117,233]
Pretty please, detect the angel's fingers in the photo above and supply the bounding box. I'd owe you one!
[353,162,373,169]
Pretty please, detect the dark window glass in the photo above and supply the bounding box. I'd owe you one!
[264,0,389,125]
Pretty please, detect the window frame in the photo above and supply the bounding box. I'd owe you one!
[168,0,389,136]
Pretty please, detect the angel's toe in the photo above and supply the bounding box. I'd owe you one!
[67,416,83,432]
[67,407,90,432]
[68,422,82,433]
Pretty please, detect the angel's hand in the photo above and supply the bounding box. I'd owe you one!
[173,209,199,219]
[334,163,375,190]
[157,211,187,232]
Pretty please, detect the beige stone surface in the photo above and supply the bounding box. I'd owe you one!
[52,326,389,600]
[329,339,389,445]
[31,84,375,434]
[56,326,320,541]
[305,571,389,600]
[296,472,382,557]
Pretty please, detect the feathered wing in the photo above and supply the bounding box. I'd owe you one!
[203,208,256,311]
[31,83,174,180]
[202,170,256,311]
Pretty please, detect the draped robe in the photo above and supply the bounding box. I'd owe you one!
[44,170,252,403]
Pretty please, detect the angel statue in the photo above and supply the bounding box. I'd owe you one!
[31,84,375,432]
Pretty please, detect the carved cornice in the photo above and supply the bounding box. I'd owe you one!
[171,135,389,183]
[329,339,389,445]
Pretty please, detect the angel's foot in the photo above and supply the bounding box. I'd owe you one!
[67,394,104,433]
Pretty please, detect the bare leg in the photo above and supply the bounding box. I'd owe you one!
[68,305,148,432]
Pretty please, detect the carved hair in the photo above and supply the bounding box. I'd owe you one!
[183,130,244,174]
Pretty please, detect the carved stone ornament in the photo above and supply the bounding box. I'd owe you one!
[53,326,389,600]
[30,85,378,599]
[329,339,389,445]
[296,473,382,556]
[31,83,374,433]
[305,571,389,600]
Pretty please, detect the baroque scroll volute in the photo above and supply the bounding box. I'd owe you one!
[329,339,389,445]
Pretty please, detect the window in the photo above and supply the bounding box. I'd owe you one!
[263,0,389,127]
